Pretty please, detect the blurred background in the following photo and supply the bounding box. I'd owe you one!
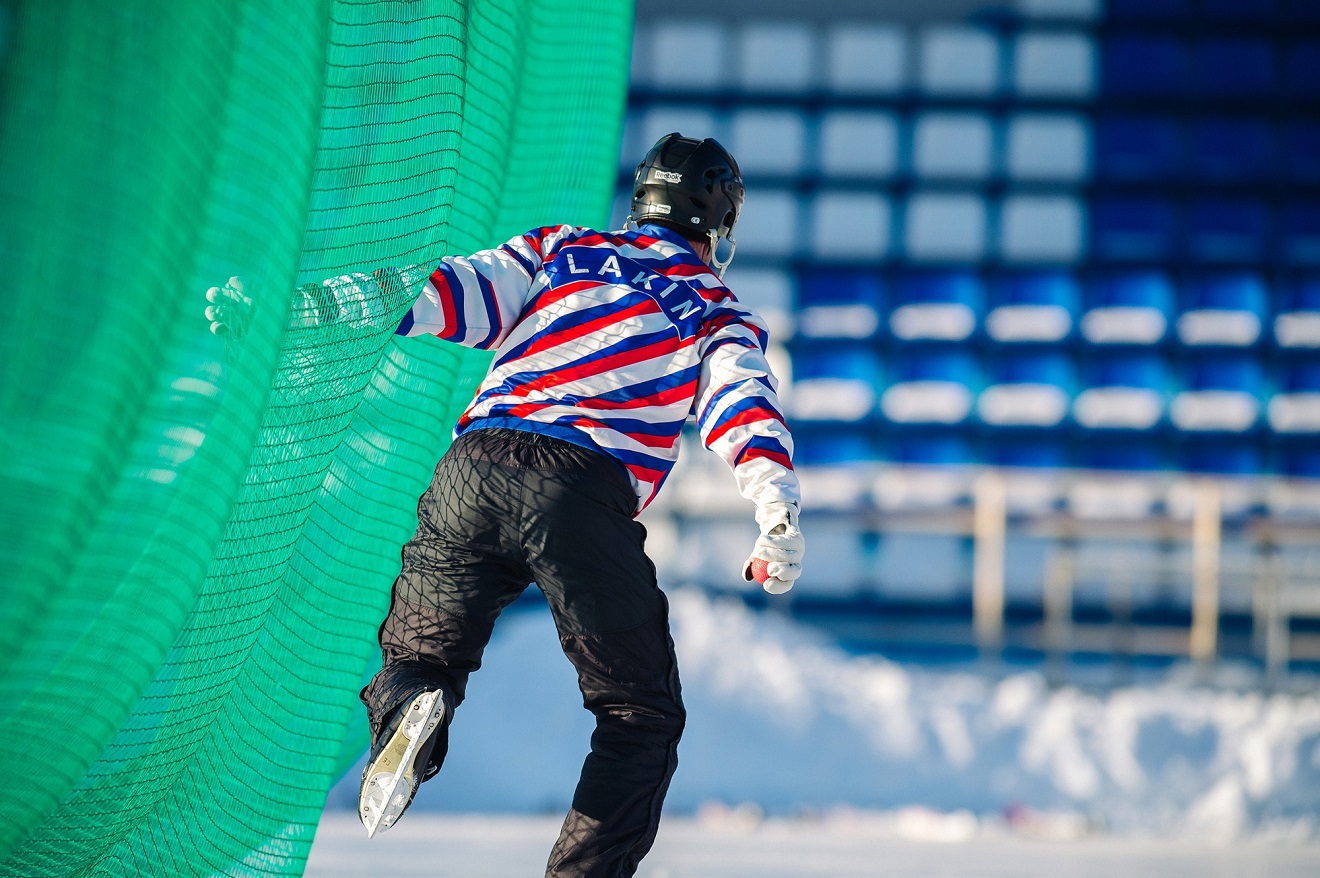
[22,1,1320,873]
[317,0,1320,849]
[616,0,1320,682]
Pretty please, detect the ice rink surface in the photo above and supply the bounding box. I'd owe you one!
[306,813,1320,878]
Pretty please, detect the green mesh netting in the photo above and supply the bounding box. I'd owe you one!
[0,1,632,873]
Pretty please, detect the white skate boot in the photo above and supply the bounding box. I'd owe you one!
[358,689,449,838]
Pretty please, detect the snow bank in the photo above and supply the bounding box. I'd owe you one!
[667,591,1320,839]
[328,590,1320,839]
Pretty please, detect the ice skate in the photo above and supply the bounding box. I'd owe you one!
[358,689,449,838]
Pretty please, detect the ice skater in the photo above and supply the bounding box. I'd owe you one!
[206,133,804,878]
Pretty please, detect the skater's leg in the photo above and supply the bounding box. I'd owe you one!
[361,441,533,764]
[361,540,524,746]
[515,446,685,878]
[545,605,684,878]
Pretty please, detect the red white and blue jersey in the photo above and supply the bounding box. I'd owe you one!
[393,223,799,514]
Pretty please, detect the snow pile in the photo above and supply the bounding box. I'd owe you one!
[329,589,1320,839]
[669,590,1320,838]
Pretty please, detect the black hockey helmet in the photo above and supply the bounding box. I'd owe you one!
[630,133,744,270]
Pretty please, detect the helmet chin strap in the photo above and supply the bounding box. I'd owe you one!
[708,229,736,278]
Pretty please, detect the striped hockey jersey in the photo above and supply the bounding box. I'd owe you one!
[391,222,799,514]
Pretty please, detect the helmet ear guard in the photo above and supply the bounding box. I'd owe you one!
[630,133,744,275]
[708,229,736,278]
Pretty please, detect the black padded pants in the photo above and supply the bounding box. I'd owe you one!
[360,428,686,878]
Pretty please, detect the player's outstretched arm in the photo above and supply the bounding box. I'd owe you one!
[202,271,413,340]
[203,226,567,343]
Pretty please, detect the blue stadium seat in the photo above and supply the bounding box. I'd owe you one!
[912,112,994,179]
[979,343,1074,470]
[1268,360,1320,435]
[1287,42,1320,99]
[798,268,884,308]
[1082,271,1174,345]
[792,426,879,466]
[903,194,988,262]
[824,24,907,95]
[736,22,815,94]
[1285,122,1320,183]
[1176,273,1268,347]
[1091,198,1178,262]
[986,349,1074,388]
[890,270,983,342]
[1278,443,1320,478]
[1281,203,1320,265]
[1184,272,1270,313]
[643,21,729,92]
[1190,119,1273,183]
[1013,33,1095,99]
[795,269,885,340]
[1274,274,1320,348]
[999,195,1087,264]
[1079,352,1167,390]
[1202,0,1279,19]
[1074,351,1169,431]
[733,188,799,259]
[1279,274,1320,312]
[978,350,1074,428]
[986,436,1069,469]
[986,271,1078,344]
[1171,353,1264,433]
[1108,0,1190,19]
[1184,200,1269,264]
[1005,114,1090,182]
[1278,360,1320,395]
[890,430,975,466]
[1102,36,1188,96]
[919,27,1001,97]
[809,192,892,262]
[1178,438,1263,475]
[881,347,978,425]
[1076,433,1164,471]
[817,111,901,179]
[789,344,882,422]
[1180,352,1264,392]
[1096,116,1181,182]
[1194,40,1276,97]
[729,109,807,178]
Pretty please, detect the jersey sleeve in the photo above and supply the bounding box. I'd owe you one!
[693,302,801,510]
[393,226,573,349]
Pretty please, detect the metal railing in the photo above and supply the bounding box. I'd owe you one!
[653,456,1320,675]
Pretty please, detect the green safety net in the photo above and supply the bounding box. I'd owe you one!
[0,1,632,874]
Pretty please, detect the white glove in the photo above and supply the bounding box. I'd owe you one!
[204,276,252,338]
[743,500,804,595]
[204,275,366,337]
